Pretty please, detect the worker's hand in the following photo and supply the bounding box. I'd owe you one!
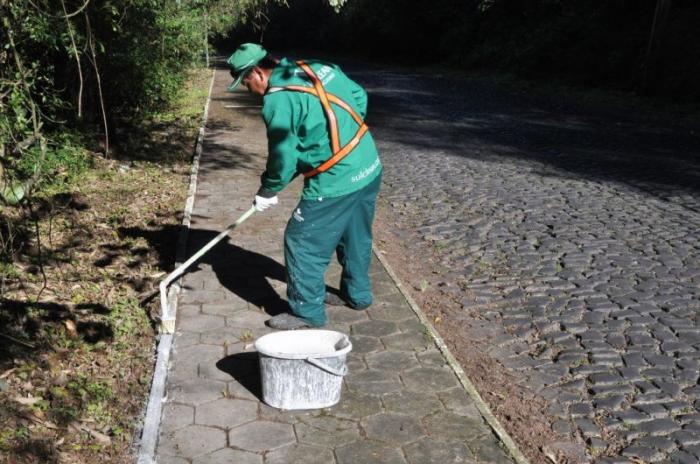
[253,195,278,212]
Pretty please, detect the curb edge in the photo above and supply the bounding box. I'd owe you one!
[372,245,530,464]
[135,67,217,464]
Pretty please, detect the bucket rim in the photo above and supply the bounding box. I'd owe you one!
[254,329,352,359]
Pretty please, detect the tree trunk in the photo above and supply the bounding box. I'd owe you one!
[642,0,672,95]
[204,11,209,67]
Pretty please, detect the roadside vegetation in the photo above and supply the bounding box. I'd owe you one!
[234,0,700,102]
[0,0,281,460]
[0,67,211,463]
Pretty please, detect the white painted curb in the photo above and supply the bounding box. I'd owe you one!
[135,67,216,464]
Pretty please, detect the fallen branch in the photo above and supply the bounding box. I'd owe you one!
[0,332,36,349]
[11,134,39,154]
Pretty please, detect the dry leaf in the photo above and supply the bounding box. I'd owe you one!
[64,320,78,337]
[14,395,42,405]
[26,414,57,429]
[86,427,111,445]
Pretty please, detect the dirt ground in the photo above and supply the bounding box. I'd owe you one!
[374,204,586,464]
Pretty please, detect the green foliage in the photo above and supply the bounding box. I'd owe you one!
[19,134,91,189]
[108,297,150,349]
[246,0,700,101]
[1,183,25,205]
[0,0,273,211]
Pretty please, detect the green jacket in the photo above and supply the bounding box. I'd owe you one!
[259,58,381,200]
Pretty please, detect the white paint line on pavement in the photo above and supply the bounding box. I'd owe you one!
[136,66,216,464]
[225,105,262,108]
[372,245,531,464]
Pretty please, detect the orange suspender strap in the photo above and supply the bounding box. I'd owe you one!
[280,85,365,126]
[269,61,369,178]
[296,61,340,154]
[304,124,369,178]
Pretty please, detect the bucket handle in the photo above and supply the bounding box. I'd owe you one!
[306,357,347,377]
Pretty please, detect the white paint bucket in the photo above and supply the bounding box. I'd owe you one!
[254,330,352,410]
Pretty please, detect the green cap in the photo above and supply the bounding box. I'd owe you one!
[227,43,268,91]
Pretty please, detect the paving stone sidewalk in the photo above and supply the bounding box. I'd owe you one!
[152,65,514,463]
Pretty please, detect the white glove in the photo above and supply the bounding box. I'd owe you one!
[254,195,278,212]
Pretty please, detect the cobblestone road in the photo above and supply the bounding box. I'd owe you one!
[352,67,700,462]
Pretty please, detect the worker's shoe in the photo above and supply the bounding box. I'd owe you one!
[324,292,370,310]
[267,313,311,330]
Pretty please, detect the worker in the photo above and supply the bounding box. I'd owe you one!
[227,43,382,330]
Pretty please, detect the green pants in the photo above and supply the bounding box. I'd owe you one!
[285,173,381,326]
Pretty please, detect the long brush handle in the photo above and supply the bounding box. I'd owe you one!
[159,205,257,333]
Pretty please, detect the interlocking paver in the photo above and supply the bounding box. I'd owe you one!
[415,349,447,367]
[160,403,195,434]
[367,305,415,322]
[295,416,359,447]
[202,301,249,315]
[362,412,425,444]
[228,421,295,452]
[325,306,369,324]
[348,335,384,354]
[157,455,189,464]
[351,320,398,337]
[335,441,407,464]
[382,332,432,351]
[168,378,225,406]
[158,424,226,459]
[365,351,416,372]
[382,391,443,417]
[152,64,515,464]
[194,398,257,429]
[470,439,514,463]
[200,326,269,346]
[225,310,270,328]
[423,412,491,441]
[345,369,403,395]
[192,448,262,464]
[172,331,201,349]
[169,344,224,379]
[403,437,477,464]
[327,389,383,419]
[438,388,483,418]
[177,313,226,333]
[266,444,335,464]
[401,366,460,391]
[225,379,258,401]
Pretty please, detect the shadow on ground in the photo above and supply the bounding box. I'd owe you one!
[120,225,289,316]
[354,69,700,210]
[0,299,113,365]
[216,352,262,400]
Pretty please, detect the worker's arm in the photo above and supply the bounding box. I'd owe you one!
[347,76,368,119]
[258,95,301,196]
